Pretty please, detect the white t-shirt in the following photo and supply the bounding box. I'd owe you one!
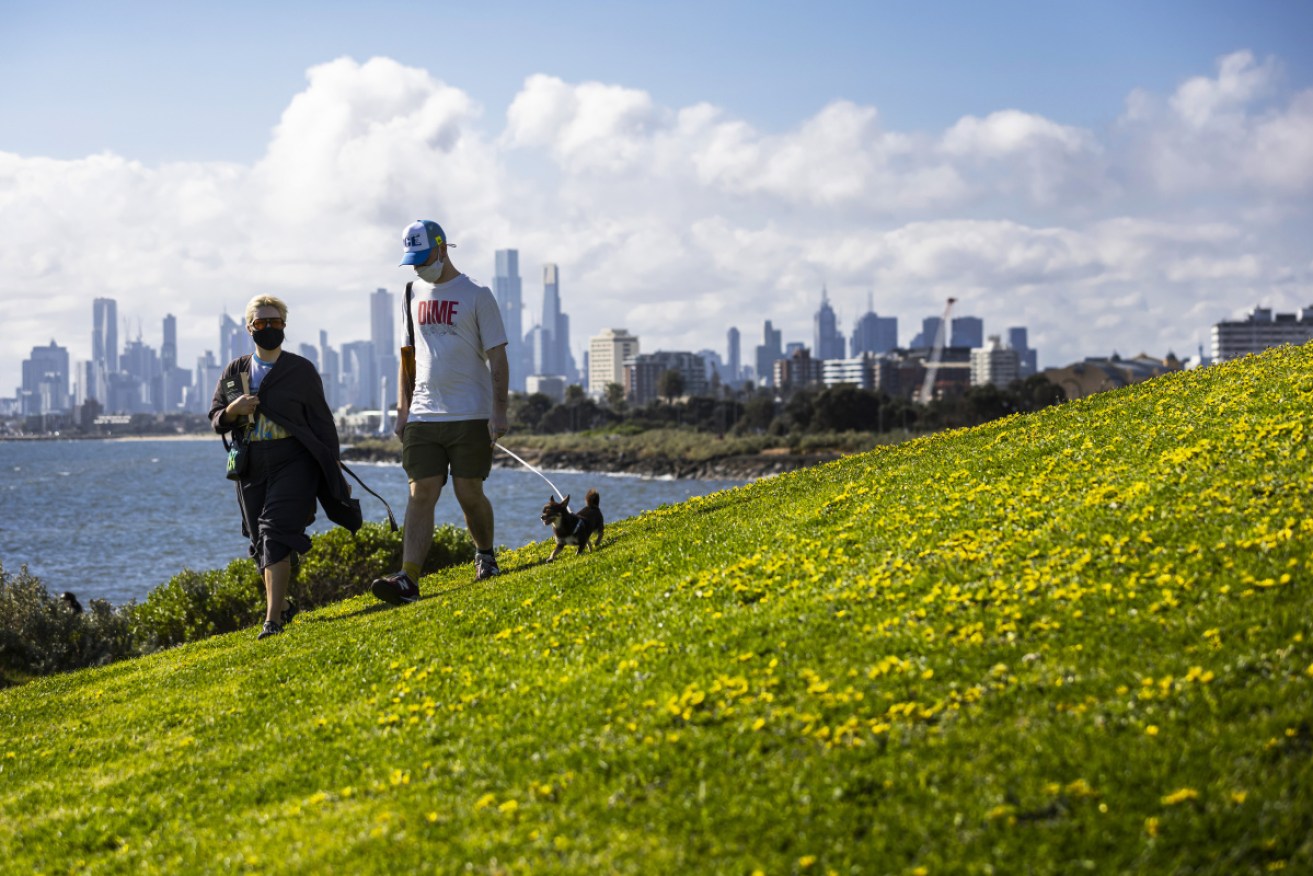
[407,274,509,422]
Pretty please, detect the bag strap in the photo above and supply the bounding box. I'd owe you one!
[403,282,415,348]
[338,461,398,531]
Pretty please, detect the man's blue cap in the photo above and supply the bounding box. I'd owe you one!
[399,219,455,266]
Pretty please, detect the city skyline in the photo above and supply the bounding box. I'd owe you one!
[3,2,1312,395]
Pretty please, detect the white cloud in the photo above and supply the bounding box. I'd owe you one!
[2,51,1311,396]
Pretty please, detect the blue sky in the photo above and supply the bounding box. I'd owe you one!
[3,0,1312,394]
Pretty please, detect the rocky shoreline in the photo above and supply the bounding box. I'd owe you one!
[340,445,843,480]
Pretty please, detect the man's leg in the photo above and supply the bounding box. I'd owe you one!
[452,476,494,550]
[403,475,444,573]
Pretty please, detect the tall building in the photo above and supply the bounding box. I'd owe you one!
[341,340,378,409]
[371,288,398,415]
[320,330,341,410]
[161,314,178,371]
[159,313,191,412]
[589,328,640,400]
[755,320,784,388]
[727,326,741,384]
[92,297,118,402]
[624,351,708,405]
[219,312,245,365]
[951,316,984,349]
[971,336,1020,387]
[850,295,898,356]
[1211,305,1313,362]
[910,316,949,351]
[1006,327,1038,377]
[493,250,526,392]
[20,340,70,415]
[813,287,846,360]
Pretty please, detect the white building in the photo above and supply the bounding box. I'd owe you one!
[971,336,1020,387]
[589,328,640,400]
[1211,305,1313,362]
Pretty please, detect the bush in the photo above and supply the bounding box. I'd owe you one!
[293,522,472,607]
[127,558,265,652]
[0,561,137,686]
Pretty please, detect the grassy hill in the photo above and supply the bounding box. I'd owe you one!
[3,343,1310,874]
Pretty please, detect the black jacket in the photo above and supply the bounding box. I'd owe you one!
[209,352,361,533]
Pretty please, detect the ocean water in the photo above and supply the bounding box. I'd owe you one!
[0,439,748,605]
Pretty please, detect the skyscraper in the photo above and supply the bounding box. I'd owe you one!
[951,316,984,349]
[727,326,741,384]
[1006,327,1038,377]
[755,320,784,387]
[494,250,526,392]
[813,287,846,360]
[92,297,118,402]
[589,328,640,400]
[21,340,70,415]
[162,314,178,371]
[371,288,397,415]
[541,263,562,375]
[219,312,244,365]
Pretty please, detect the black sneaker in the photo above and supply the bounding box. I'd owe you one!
[371,571,419,606]
[474,552,501,581]
[281,597,299,626]
[258,620,284,640]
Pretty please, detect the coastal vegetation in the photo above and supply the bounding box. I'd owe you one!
[1,343,1309,872]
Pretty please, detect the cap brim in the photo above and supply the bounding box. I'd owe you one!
[399,249,430,266]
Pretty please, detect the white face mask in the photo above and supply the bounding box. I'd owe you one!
[415,258,444,284]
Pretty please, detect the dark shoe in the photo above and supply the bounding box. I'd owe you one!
[258,620,284,640]
[474,552,501,581]
[371,571,419,606]
[281,597,299,626]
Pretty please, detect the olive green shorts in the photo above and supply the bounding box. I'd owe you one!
[401,420,493,483]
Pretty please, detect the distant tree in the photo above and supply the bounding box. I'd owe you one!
[564,384,587,404]
[659,370,686,404]
[603,382,627,412]
[509,392,554,432]
[733,395,776,435]
[1011,375,1066,412]
[811,385,878,433]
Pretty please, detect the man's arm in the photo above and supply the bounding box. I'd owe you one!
[394,349,414,438]
[487,343,509,445]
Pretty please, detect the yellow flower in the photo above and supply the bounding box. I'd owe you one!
[1145,816,1160,837]
[1161,788,1199,806]
[1146,725,1159,736]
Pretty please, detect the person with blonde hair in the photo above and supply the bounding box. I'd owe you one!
[210,294,360,639]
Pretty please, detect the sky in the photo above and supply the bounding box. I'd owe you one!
[3,0,1312,396]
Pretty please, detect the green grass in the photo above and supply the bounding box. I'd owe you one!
[3,344,1311,874]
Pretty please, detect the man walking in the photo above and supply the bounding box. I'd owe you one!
[371,219,510,604]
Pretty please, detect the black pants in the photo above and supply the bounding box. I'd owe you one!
[236,439,319,572]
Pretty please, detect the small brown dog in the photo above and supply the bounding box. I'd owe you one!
[540,489,604,561]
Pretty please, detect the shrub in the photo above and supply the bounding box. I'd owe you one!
[128,558,264,652]
[0,561,137,686]
[292,522,473,606]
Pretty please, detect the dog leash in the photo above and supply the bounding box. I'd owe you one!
[338,461,399,531]
[494,442,567,504]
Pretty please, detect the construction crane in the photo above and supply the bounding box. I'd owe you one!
[917,297,957,405]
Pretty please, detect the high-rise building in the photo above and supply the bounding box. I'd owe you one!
[159,313,192,412]
[850,294,899,356]
[624,351,708,405]
[320,330,340,410]
[341,340,378,409]
[1006,327,1038,377]
[92,297,118,402]
[1211,305,1313,362]
[910,316,945,351]
[755,320,784,387]
[20,340,70,415]
[971,336,1020,387]
[371,288,398,415]
[813,287,846,360]
[727,327,741,384]
[540,263,562,375]
[951,316,984,349]
[494,250,526,392]
[162,314,178,371]
[219,312,245,365]
[589,328,640,400]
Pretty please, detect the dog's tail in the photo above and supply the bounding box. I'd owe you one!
[585,488,600,508]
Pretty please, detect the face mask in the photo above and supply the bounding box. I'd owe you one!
[252,327,285,350]
[416,258,444,284]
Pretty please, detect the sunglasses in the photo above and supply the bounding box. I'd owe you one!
[249,318,286,330]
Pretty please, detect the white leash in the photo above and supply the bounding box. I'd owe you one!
[495,442,567,504]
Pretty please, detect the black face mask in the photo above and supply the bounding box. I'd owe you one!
[252,327,285,350]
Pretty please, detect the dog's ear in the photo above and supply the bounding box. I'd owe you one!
[562,494,570,506]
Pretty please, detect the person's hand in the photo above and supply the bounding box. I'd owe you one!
[226,393,259,419]
[488,412,508,446]
[393,407,409,438]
